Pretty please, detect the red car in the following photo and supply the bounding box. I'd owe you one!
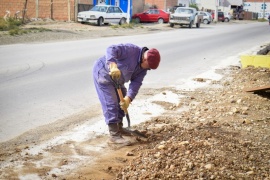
[132,9,170,24]
[211,12,225,22]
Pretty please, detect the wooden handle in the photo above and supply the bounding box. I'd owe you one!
[116,88,128,114]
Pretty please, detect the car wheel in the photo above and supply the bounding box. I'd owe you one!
[119,18,126,25]
[189,21,193,28]
[203,19,208,24]
[81,22,85,24]
[169,23,174,27]
[135,17,140,23]
[225,18,229,22]
[158,18,164,24]
[97,17,103,26]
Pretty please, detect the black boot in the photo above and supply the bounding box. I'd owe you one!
[118,122,132,136]
[108,123,131,145]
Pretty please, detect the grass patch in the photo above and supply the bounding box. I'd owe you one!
[8,27,51,36]
[0,18,23,31]
[0,17,51,36]
[111,22,143,29]
[258,18,268,22]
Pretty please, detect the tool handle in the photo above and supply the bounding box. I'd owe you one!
[116,88,128,114]
[116,87,131,128]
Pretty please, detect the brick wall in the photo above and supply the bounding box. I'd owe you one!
[0,0,82,21]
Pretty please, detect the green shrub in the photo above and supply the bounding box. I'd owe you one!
[0,17,23,31]
[0,18,9,31]
[111,22,141,29]
[120,23,134,29]
[29,27,51,32]
[8,28,20,35]
[258,18,268,22]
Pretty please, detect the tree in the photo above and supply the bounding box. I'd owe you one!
[189,3,198,11]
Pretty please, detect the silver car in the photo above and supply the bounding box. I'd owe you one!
[198,11,212,24]
[224,12,231,22]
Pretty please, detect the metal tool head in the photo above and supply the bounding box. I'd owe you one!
[122,127,148,138]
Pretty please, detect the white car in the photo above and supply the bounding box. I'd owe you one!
[224,12,231,22]
[77,5,127,26]
[198,11,212,24]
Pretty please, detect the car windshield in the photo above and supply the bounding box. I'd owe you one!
[90,6,108,12]
[176,8,193,14]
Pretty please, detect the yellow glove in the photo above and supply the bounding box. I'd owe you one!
[109,62,121,80]
[120,96,131,112]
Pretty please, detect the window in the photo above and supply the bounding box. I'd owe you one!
[108,7,114,13]
[114,7,122,13]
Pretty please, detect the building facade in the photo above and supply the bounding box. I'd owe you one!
[243,0,270,18]
[144,0,179,11]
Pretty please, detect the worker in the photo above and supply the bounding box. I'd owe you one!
[268,14,270,25]
[92,43,160,145]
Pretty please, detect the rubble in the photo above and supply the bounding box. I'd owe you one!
[115,66,270,179]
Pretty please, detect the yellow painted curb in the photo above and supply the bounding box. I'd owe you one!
[241,55,270,68]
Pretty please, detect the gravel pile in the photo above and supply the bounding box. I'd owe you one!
[116,65,270,180]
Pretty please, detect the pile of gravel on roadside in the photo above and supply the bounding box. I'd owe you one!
[115,66,270,180]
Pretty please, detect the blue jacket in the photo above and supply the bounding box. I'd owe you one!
[95,43,148,100]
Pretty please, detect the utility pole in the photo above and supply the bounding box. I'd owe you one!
[51,0,53,20]
[68,0,70,22]
[215,0,219,22]
[263,0,265,19]
[127,0,130,23]
[22,0,28,24]
[36,0,39,18]
[75,0,78,22]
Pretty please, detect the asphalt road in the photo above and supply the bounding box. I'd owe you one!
[0,22,269,142]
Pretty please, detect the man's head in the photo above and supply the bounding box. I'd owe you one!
[141,48,160,69]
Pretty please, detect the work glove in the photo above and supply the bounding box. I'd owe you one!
[120,96,131,112]
[109,62,121,80]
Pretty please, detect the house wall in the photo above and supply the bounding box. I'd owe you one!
[132,0,145,14]
[244,1,270,18]
[197,0,231,12]
[145,0,178,11]
[0,0,78,21]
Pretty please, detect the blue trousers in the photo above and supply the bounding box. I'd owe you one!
[93,60,126,125]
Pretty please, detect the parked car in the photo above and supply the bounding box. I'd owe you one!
[132,9,170,24]
[198,11,212,24]
[169,7,203,28]
[224,12,231,22]
[212,11,226,22]
[218,11,225,22]
[77,5,127,26]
